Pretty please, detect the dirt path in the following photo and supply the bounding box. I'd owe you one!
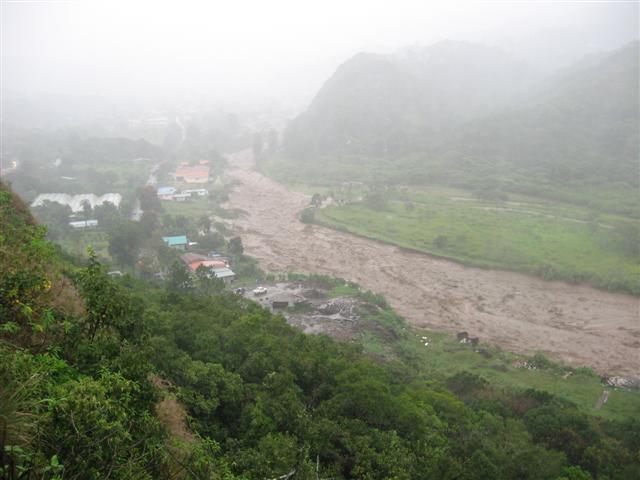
[223,150,640,376]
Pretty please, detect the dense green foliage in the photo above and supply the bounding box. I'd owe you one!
[1,183,169,478]
[2,183,639,478]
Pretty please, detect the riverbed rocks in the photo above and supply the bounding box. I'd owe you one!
[605,376,640,390]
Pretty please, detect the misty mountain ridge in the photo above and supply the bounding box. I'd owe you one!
[433,40,639,183]
[283,40,639,192]
[285,40,537,156]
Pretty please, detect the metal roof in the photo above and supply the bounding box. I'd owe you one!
[162,235,188,246]
[211,268,235,279]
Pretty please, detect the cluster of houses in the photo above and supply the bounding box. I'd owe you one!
[162,235,236,283]
[155,159,237,283]
[155,161,213,201]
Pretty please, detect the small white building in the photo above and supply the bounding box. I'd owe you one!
[173,193,192,202]
[69,219,99,229]
[182,189,208,197]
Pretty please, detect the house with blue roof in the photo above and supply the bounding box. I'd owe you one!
[162,235,189,249]
[157,187,177,200]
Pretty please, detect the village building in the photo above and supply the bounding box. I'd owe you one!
[182,188,208,197]
[180,252,227,272]
[157,187,177,200]
[180,252,205,264]
[173,165,210,184]
[192,259,228,271]
[173,193,192,202]
[162,235,189,249]
[211,267,235,283]
[69,219,98,229]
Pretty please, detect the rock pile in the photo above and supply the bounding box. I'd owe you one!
[605,376,640,390]
[317,297,361,319]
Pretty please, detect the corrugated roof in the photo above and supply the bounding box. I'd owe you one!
[69,219,99,228]
[211,268,235,279]
[174,165,209,179]
[180,252,207,264]
[162,235,188,246]
[182,189,208,194]
[189,260,227,271]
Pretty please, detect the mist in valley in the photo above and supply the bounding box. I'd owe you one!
[1,2,640,478]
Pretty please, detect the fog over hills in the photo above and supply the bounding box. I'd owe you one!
[283,40,639,192]
[285,41,536,156]
[440,41,640,185]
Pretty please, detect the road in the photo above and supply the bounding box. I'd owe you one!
[223,150,640,377]
[131,163,159,221]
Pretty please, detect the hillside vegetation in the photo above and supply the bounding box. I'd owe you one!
[2,182,640,478]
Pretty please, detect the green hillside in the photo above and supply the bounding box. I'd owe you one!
[433,41,639,197]
[279,42,639,216]
[2,182,639,479]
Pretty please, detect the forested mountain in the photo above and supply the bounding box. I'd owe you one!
[436,41,639,186]
[281,41,639,206]
[285,41,535,157]
[3,181,639,478]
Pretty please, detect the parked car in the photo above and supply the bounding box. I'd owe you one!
[252,286,268,296]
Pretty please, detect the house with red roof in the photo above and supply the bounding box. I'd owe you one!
[173,165,210,184]
[180,253,227,272]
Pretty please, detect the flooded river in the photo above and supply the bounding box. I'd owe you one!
[224,150,640,376]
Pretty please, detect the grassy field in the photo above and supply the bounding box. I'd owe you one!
[261,154,640,218]
[162,196,213,219]
[362,318,640,422]
[315,187,639,294]
[57,229,112,263]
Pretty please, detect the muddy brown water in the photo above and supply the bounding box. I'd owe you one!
[223,150,640,376]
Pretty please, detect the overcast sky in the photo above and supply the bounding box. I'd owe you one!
[1,0,638,109]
